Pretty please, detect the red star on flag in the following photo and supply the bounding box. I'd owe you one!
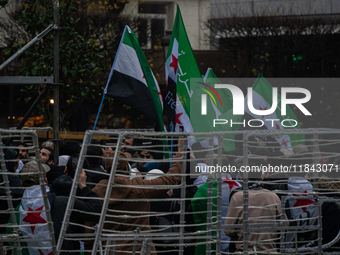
[259,106,267,119]
[22,205,47,233]
[39,250,53,255]
[170,54,178,74]
[281,139,288,146]
[292,191,316,211]
[176,112,183,125]
[140,65,145,79]
[158,91,163,102]
[223,179,240,190]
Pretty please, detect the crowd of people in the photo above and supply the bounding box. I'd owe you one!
[1,134,340,255]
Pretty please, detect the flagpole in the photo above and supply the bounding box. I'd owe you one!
[89,26,129,144]
[89,92,106,144]
[169,122,174,167]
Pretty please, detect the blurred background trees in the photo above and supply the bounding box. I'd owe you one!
[0,0,159,130]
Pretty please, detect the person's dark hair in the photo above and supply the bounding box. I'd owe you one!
[86,146,103,166]
[66,155,89,178]
[4,149,18,173]
[59,140,81,156]
[17,142,28,152]
[42,147,54,163]
[191,142,205,160]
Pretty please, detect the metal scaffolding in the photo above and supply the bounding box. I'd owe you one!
[0,0,60,163]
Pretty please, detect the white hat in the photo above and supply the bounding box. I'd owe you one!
[130,168,141,179]
[59,155,70,166]
[144,169,164,180]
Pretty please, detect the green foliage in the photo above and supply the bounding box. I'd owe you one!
[0,0,8,9]
[4,0,113,128]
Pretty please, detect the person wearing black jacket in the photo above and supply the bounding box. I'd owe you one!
[17,160,102,255]
[85,146,109,186]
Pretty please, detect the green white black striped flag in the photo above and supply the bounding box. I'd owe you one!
[105,25,164,131]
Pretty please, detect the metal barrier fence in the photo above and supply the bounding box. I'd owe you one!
[0,129,56,255]
[1,128,340,255]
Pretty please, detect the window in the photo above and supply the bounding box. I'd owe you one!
[138,2,172,49]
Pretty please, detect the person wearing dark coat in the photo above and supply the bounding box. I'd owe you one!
[10,160,102,255]
[85,146,109,186]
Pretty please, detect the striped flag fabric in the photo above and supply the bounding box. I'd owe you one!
[105,25,164,131]
[196,68,241,151]
[244,76,304,150]
[19,186,53,255]
[164,5,201,135]
[287,177,315,218]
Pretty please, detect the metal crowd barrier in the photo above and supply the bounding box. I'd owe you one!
[0,129,57,255]
[1,128,340,254]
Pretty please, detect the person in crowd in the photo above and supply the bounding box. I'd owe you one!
[58,140,81,166]
[85,146,109,185]
[191,142,210,188]
[42,140,54,150]
[105,150,132,173]
[41,146,67,185]
[90,140,183,255]
[131,139,163,171]
[145,169,181,255]
[50,155,90,196]
[18,142,29,159]
[132,148,153,168]
[40,147,54,164]
[8,160,101,255]
[14,142,30,173]
[224,159,286,254]
[192,173,242,255]
[122,137,135,157]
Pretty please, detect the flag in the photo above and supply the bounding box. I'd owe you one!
[244,75,304,150]
[287,177,315,218]
[105,25,164,131]
[163,33,178,131]
[195,68,241,151]
[164,5,201,135]
[191,175,242,254]
[18,186,53,255]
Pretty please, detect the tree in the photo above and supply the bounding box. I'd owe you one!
[2,0,134,130]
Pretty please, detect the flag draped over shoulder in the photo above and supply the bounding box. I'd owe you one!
[244,75,304,150]
[105,25,164,131]
[17,186,53,255]
[164,5,201,133]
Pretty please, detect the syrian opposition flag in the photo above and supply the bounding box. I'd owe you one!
[163,36,178,130]
[19,186,53,255]
[244,76,304,151]
[105,25,164,131]
[196,68,242,151]
[287,177,316,218]
[164,5,201,136]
